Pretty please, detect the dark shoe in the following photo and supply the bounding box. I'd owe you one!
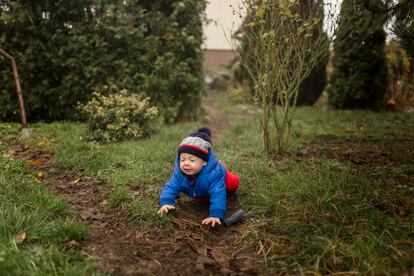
[224,209,245,227]
[226,190,237,200]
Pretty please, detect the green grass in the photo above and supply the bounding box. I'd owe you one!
[33,122,199,226]
[238,158,413,274]
[217,106,414,274]
[0,143,98,275]
[5,93,414,274]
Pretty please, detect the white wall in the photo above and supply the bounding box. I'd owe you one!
[202,0,345,50]
[203,0,243,50]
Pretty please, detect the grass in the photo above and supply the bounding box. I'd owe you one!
[0,141,98,275]
[2,90,414,274]
[32,122,199,225]
[217,103,414,274]
[239,158,413,274]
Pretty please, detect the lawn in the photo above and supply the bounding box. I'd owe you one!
[1,93,413,274]
[0,133,98,275]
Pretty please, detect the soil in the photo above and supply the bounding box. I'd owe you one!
[202,89,253,141]
[202,90,231,141]
[305,136,414,188]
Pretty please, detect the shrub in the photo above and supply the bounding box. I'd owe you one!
[78,90,161,143]
[385,40,414,108]
[0,0,205,122]
[329,0,387,110]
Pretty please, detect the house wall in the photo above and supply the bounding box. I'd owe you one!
[203,0,243,50]
[202,0,242,74]
[203,49,236,74]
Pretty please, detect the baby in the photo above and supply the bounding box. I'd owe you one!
[158,127,239,226]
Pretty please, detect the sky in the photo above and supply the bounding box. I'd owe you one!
[203,0,343,50]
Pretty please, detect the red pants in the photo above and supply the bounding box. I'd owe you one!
[224,167,240,192]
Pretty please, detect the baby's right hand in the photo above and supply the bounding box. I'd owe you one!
[158,205,175,214]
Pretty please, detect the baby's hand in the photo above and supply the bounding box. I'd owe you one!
[202,217,221,227]
[158,205,175,214]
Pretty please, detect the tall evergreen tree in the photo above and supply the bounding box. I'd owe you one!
[297,0,328,106]
[329,0,387,109]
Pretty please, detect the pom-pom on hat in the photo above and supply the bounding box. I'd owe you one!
[178,127,212,161]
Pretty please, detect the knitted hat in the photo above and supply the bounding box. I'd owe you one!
[178,127,212,161]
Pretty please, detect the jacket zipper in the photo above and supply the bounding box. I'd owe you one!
[188,176,196,197]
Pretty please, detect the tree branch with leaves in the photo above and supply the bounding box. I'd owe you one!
[237,0,339,154]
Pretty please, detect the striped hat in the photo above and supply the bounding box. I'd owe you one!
[178,127,212,161]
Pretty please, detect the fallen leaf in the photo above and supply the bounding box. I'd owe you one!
[79,209,94,220]
[220,267,234,274]
[63,240,80,251]
[12,144,28,153]
[27,158,43,166]
[71,178,81,184]
[100,199,109,207]
[36,138,52,147]
[37,171,44,178]
[15,232,26,244]
[91,213,105,220]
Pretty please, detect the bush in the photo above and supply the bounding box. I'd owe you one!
[78,90,161,143]
[0,0,205,122]
[208,74,231,91]
[329,0,387,110]
[385,40,414,108]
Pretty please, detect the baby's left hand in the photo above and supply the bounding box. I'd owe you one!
[202,217,221,227]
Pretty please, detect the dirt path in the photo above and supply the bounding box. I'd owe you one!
[3,90,262,275]
[202,89,231,141]
[202,89,254,141]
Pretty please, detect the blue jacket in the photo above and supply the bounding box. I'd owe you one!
[159,149,227,219]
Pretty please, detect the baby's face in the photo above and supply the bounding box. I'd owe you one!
[179,153,206,176]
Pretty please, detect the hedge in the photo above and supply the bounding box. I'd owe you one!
[0,0,205,122]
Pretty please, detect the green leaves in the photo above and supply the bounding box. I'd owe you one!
[329,0,387,110]
[78,90,162,143]
[0,0,206,122]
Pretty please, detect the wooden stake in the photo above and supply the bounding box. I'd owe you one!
[0,48,28,129]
